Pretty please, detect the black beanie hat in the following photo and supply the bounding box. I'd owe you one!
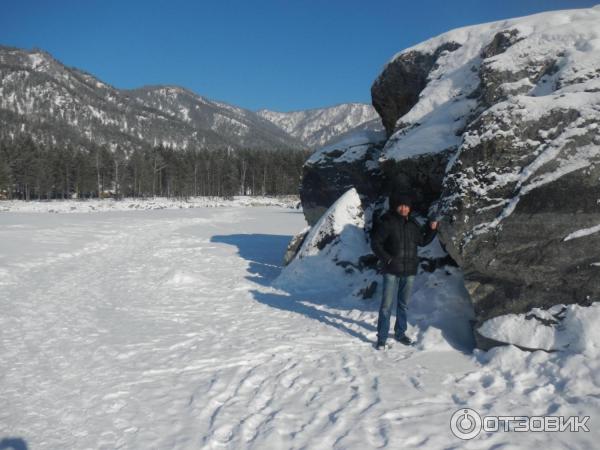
[389,191,414,210]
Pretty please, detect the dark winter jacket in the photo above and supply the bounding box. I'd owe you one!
[370,211,437,276]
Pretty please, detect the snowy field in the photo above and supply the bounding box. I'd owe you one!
[1,205,598,449]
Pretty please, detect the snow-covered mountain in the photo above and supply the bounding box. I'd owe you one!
[257,103,382,149]
[0,46,385,154]
[0,46,305,152]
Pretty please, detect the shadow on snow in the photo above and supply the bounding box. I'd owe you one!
[0,438,28,450]
[211,232,475,352]
[210,233,376,344]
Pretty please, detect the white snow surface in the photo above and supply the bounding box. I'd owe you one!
[563,222,600,241]
[2,205,599,448]
[478,303,600,353]
[380,5,600,161]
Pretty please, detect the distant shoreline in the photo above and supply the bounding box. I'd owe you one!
[0,195,302,214]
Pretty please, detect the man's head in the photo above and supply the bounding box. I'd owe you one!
[389,191,414,217]
[396,203,411,217]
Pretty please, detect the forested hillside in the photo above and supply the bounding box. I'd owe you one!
[0,137,310,199]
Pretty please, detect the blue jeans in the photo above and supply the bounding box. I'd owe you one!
[376,273,415,344]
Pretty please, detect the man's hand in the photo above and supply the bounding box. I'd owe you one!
[430,221,438,230]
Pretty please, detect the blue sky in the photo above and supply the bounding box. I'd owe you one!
[1,0,597,112]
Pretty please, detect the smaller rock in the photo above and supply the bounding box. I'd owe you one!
[274,187,378,296]
[283,226,310,266]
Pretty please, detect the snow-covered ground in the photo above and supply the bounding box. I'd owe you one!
[0,196,300,214]
[1,206,598,449]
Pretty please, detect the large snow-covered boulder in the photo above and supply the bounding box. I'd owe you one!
[297,5,600,349]
[370,5,600,348]
[427,7,600,346]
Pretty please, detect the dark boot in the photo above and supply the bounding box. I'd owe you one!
[394,334,413,345]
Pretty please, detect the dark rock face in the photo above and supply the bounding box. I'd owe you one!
[379,150,453,217]
[480,29,522,59]
[479,58,559,106]
[299,133,451,227]
[438,103,600,347]
[371,42,461,136]
[299,135,385,226]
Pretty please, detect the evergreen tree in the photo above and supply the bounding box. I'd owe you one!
[0,135,311,200]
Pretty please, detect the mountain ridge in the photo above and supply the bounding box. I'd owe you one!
[257,103,382,149]
[0,45,382,153]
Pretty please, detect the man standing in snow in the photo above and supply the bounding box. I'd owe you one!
[370,191,438,350]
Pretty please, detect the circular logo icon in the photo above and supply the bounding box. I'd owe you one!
[450,408,482,440]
